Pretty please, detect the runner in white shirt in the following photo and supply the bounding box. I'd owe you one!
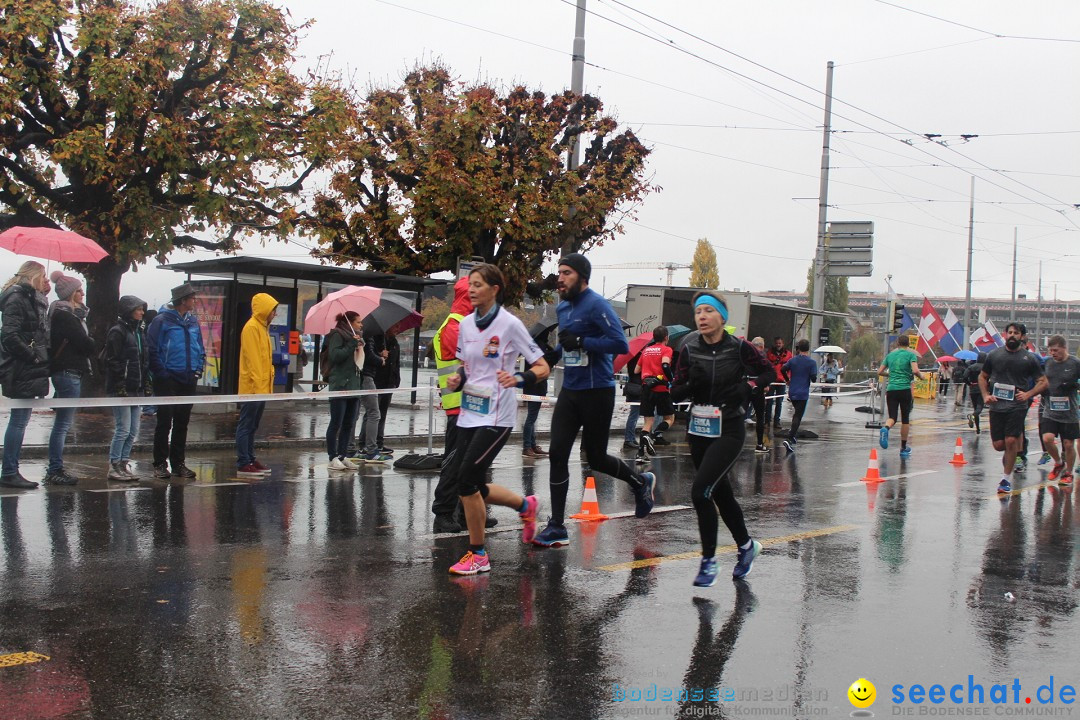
[444,264,550,575]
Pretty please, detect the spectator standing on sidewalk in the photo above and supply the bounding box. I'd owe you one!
[44,271,96,486]
[236,293,278,478]
[323,311,363,471]
[765,337,792,429]
[359,329,400,454]
[147,284,206,479]
[0,261,51,489]
[105,295,150,481]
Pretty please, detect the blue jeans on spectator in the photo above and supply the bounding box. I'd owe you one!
[110,405,141,463]
[48,371,82,473]
[2,407,32,477]
[327,397,359,460]
[236,400,266,467]
[523,400,541,449]
[624,404,640,444]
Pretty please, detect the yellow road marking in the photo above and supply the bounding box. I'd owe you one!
[986,480,1071,500]
[0,651,50,668]
[596,524,860,571]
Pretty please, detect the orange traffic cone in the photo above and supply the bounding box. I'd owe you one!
[949,436,967,465]
[570,476,609,521]
[861,449,882,483]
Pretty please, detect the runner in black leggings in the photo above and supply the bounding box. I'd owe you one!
[670,291,776,587]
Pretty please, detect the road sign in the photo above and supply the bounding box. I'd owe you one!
[827,221,874,236]
[827,249,873,264]
[826,234,873,248]
[826,264,873,277]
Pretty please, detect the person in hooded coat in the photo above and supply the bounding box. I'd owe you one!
[236,293,278,477]
[105,295,150,481]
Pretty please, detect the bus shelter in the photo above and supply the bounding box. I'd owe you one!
[160,257,447,398]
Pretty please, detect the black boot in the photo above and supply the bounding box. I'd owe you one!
[433,515,462,533]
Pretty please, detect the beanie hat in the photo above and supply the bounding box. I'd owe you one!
[558,252,591,282]
[50,270,82,301]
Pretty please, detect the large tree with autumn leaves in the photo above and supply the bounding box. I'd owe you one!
[0,0,349,339]
[308,64,655,304]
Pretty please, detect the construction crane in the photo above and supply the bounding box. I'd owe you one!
[592,261,692,286]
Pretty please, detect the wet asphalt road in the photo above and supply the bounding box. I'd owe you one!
[1,396,1078,719]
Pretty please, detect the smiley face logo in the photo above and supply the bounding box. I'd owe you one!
[848,678,876,709]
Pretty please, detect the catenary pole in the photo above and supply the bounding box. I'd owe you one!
[810,61,834,346]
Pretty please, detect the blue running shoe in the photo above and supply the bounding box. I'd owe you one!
[1037,452,1052,466]
[733,539,761,580]
[693,557,718,587]
[532,521,570,548]
[634,472,656,518]
[879,427,889,449]
[899,446,912,459]
[997,479,1012,494]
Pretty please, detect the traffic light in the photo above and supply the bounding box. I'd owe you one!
[885,301,906,333]
[818,327,830,347]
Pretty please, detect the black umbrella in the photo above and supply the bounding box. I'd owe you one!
[529,320,559,344]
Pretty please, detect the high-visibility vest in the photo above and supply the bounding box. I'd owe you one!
[433,313,465,411]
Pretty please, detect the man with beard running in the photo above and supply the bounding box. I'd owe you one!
[533,253,656,548]
[979,322,1047,494]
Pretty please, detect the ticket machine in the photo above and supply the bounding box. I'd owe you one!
[268,304,292,389]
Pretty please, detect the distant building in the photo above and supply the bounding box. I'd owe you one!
[755,290,1079,346]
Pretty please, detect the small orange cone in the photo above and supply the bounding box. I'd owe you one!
[570,476,609,521]
[949,436,967,465]
[861,449,882,483]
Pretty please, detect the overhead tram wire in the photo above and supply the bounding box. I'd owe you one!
[626,221,809,262]
[377,0,1077,235]
[867,0,1080,43]
[582,0,1080,222]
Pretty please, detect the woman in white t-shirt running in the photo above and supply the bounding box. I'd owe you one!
[444,264,551,575]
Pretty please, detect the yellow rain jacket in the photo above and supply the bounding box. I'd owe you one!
[239,293,278,395]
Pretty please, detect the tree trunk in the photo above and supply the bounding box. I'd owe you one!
[82,257,126,395]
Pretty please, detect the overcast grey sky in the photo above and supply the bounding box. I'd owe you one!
[4,0,1079,308]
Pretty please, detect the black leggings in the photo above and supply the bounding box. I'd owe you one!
[446,425,512,498]
[751,386,766,445]
[788,398,808,439]
[549,387,643,525]
[689,421,750,558]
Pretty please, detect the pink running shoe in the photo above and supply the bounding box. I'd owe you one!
[449,550,491,575]
[520,495,539,544]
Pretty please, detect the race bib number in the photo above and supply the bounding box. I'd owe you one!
[993,383,1016,401]
[563,349,589,367]
[462,383,494,415]
[1049,396,1071,412]
[688,404,722,438]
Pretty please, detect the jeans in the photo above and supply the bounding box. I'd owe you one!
[358,376,381,455]
[765,384,786,424]
[624,404,640,443]
[788,398,808,440]
[236,401,266,467]
[48,371,82,473]
[2,407,32,477]
[110,405,141,463]
[523,400,541,449]
[327,397,359,459]
[153,377,197,468]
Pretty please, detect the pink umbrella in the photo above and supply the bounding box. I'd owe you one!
[304,285,382,335]
[0,226,108,263]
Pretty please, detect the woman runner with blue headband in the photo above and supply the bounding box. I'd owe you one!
[670,291,775,585]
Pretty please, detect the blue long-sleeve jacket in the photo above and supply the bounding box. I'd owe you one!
[556,288,629,390]
[147,307,206,384]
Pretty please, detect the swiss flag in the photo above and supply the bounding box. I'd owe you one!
[916,297,948,356]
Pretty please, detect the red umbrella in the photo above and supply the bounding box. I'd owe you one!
[614,331,655,373]
[0,226,108,263]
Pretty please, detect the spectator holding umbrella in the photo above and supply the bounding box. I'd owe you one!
[0,260,51,488]
[44,271,96,485]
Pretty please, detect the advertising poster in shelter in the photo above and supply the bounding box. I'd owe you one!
[194,283,227,388]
